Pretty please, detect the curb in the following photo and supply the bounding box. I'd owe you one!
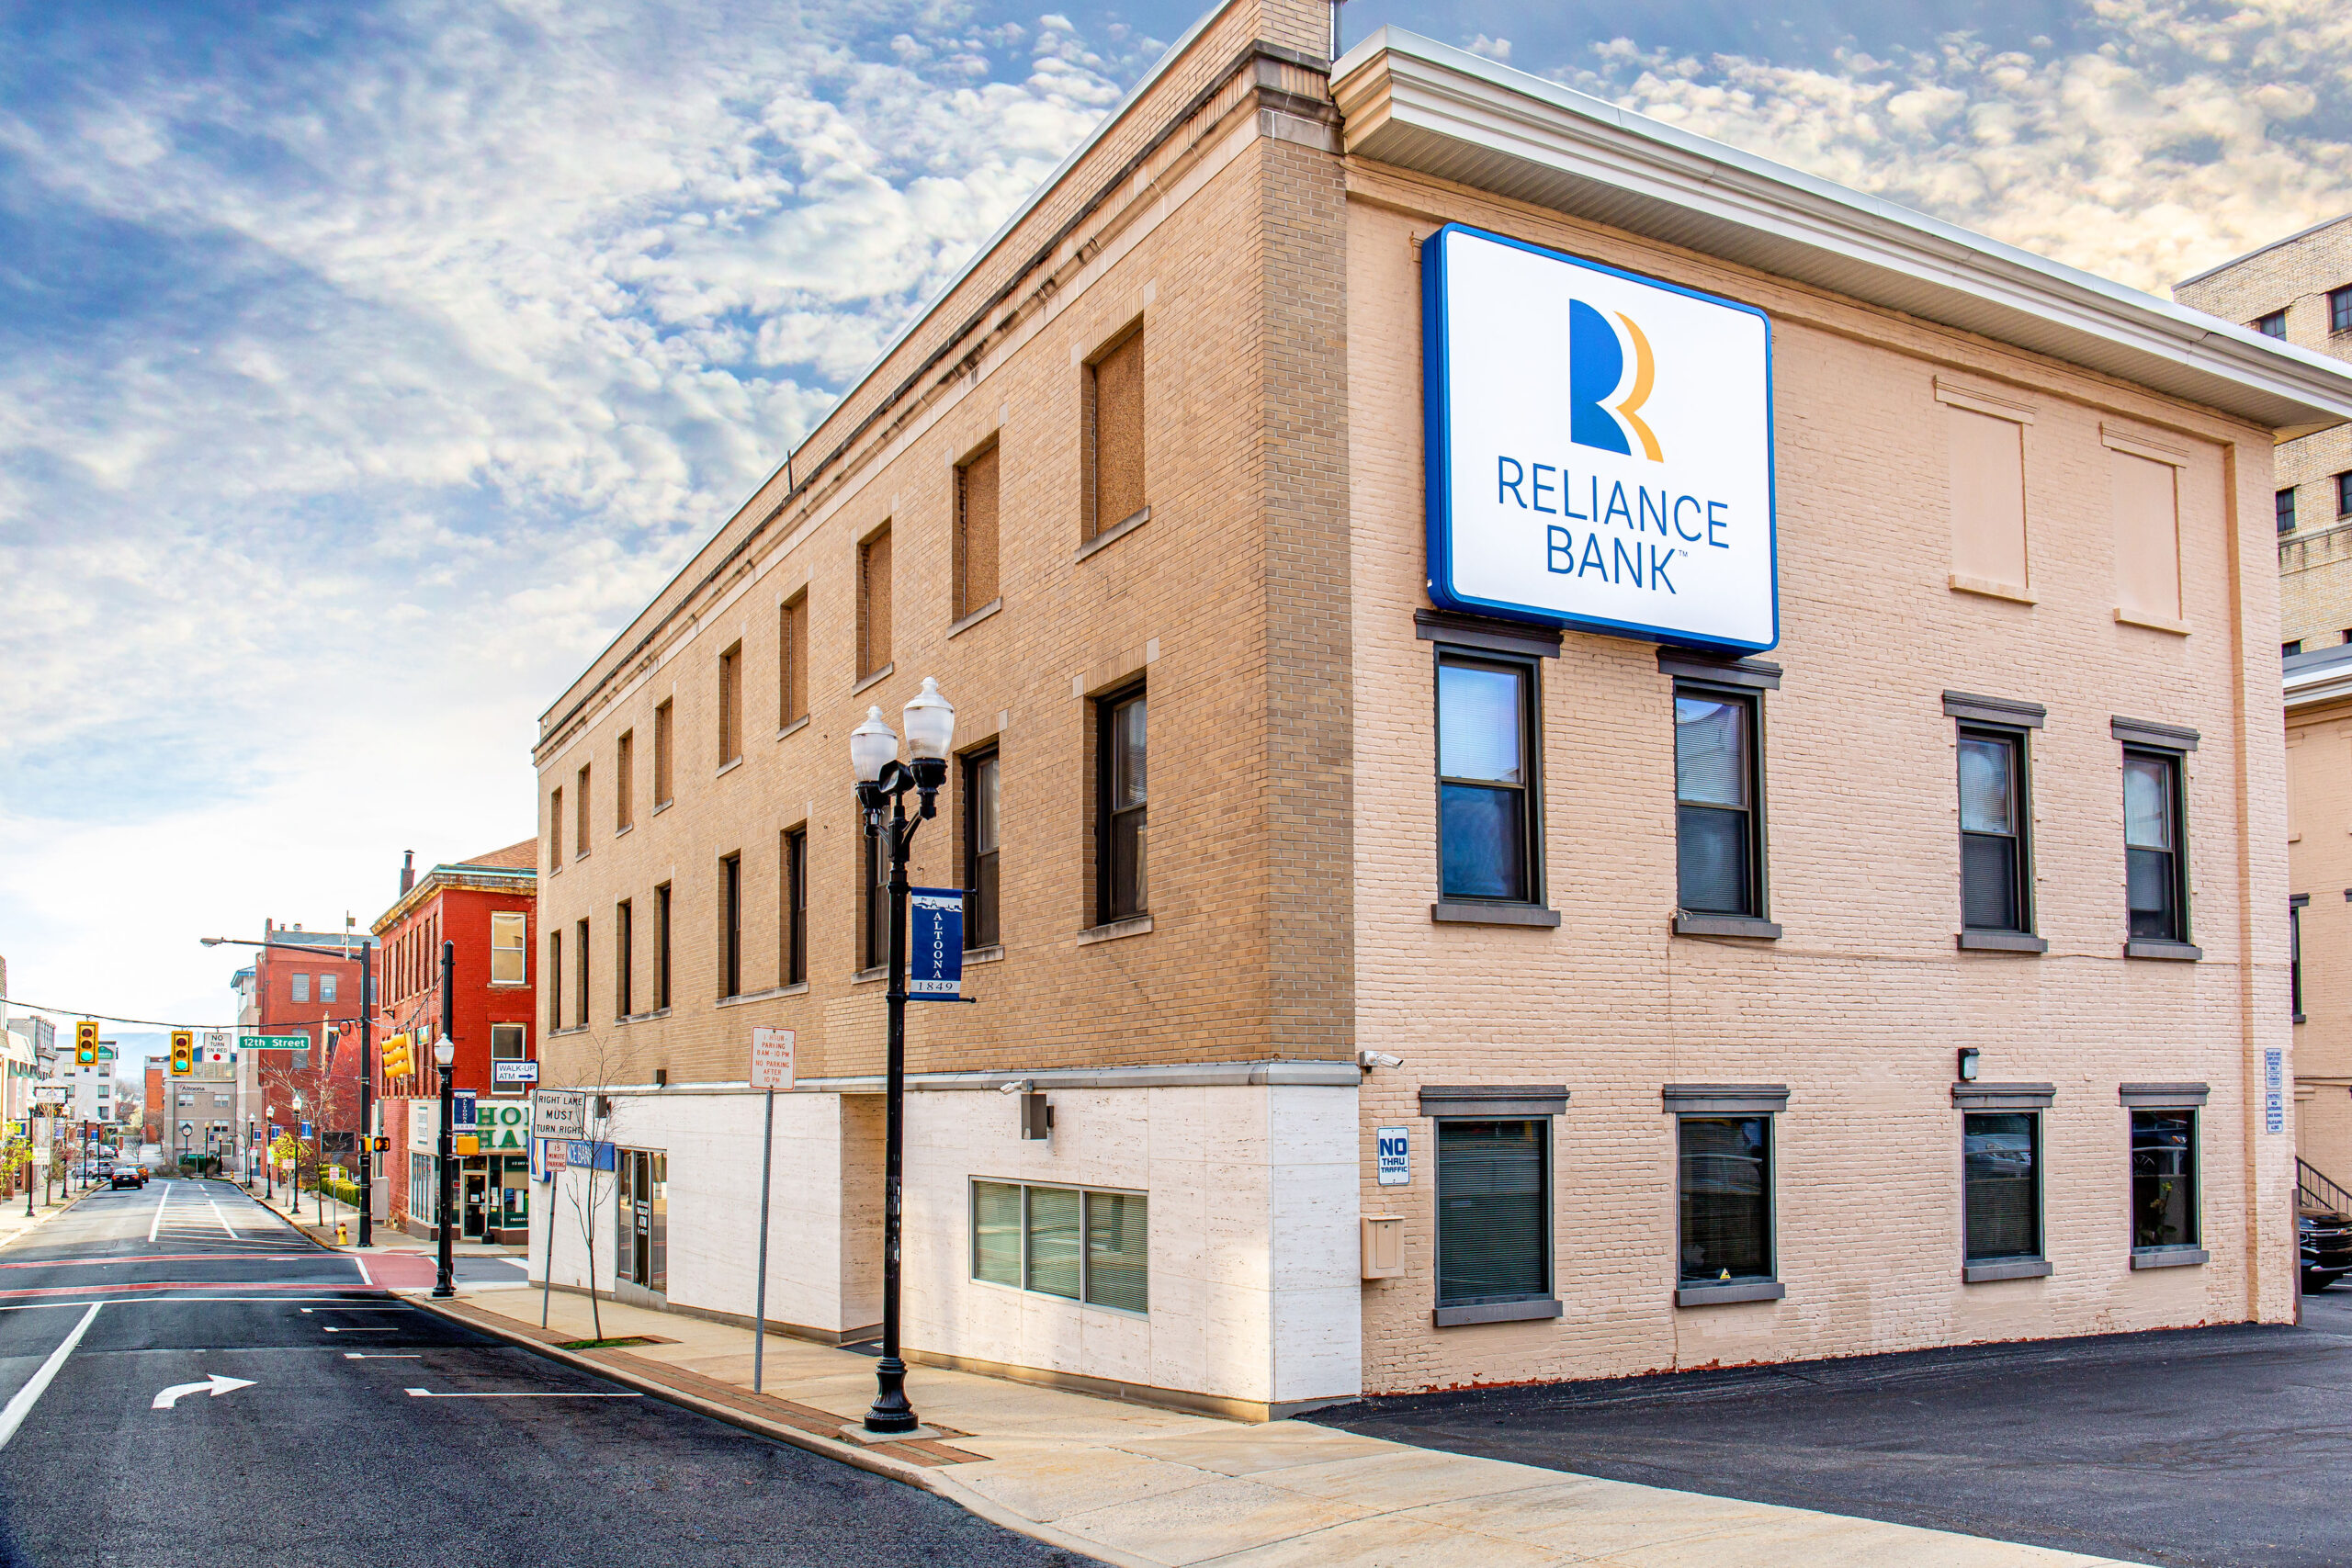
[0,1186,98,1252]
[402,1292,1163,1568]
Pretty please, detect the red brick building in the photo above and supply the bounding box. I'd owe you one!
[142,1063,164,1147]
[369,841,537,1244]
[251,924,371,1177]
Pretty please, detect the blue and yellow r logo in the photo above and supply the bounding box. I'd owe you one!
[1568,299,1663,462]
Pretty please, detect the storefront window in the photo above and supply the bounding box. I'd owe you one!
[1963,1111,2040,1261]
[968,1179,1148,1314]
[1435,1120,1549,1305]
[2131,1110,2199,1250]
[1678,1115,1771,1281]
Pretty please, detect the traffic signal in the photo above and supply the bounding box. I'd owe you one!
[74,1021,98,1066]
[380,1034,413,1077]
[169,1032,194,1077]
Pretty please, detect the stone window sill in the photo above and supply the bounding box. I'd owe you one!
[1949,574,2035,604]
[549,1025,590,1038]
[715,756,745,780]
[1958,931,2048,953]
[1674,912,1782,940]
[2125,940,2202,962]
[1962,1258,2052,1283]
[616,1009,672,1025]
[652,799,673,817]
[1079,915,1154,946]
[1076,505,1150,562]
[964,945,1006,965]
[1676,1279,1785,1307]
[947,598,1003,640]
[777,716,810,742]
[2114,607,2188,636]
[488,981,531,990]
[717,985,798,1009]
[1430,902,1560,928]
[2131,1247,2209,1270]
[1431,1297,1561,1328]
[616,822,634,838]
[851,663,895,697]
[853,965,887,985]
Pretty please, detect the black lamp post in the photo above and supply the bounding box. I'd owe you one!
[849,676,956,1437]
[433,939,457,1299]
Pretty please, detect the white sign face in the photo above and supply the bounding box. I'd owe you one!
[751,1028,797,1091]
[492,1059,540,1085]
[1374,1126,1411,1187]
[532,1089,589,1142]
[1425,223,1777,651]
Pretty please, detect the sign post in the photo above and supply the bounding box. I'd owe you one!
[531,1089,591,1328]
[748,1028,796,1393]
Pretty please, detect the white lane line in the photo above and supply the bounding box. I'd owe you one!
[301,1307,411,1314]
[148,1184,169,1244]
[321,1327,397,1334]
[0,1303,101,1450]
[352,1257,373,1287]
[0,1297,383,1311]
[206,1199,237,1239]
[404,1389,640,1399]
[344,1352,422,1359]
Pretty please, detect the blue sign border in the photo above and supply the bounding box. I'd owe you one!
[1422,221,1781,654]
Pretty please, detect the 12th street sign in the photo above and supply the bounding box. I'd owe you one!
[240,1035,311,1051]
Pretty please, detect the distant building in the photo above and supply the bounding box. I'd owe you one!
[369,842,537,1244]
[247,923,373,1179]
[2175,217,2352,652]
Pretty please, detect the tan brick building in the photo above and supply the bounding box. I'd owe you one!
[2175,215,2352,652]
[529,0,2352,1416]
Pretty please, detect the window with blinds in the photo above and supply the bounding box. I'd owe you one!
[956,443,1000,620]
[1435,1120,1550,1306]
[970,1179,1148,1314]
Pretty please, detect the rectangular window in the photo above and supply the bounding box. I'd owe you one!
[1083,327,1145,539]
[782,829,808,987]
[863,828,888,972]
[2332,286,2352,335]
[2293,896,2309,1022]
[491,912,526,986]
[549,789,563,869]
[653,700,674,807]
[616,730,634,830]
[490,1024,526,1095]
[2111,448,2182,625]
[1435,1120,1551,1307]
[1436,654,1537,904]
[1097,685,1148,923]
[573,918,589,1025]
[290,973,310,1004]
[2131,1109,2199,1251]
[1959,728,2030,932]
[1678,1116,1772,1282]
[718,852,742,998]
[1947,404,2028,592]
[858,527,892,679]
[965,750,1000,949]
[2278,488,2298,535]
[2287,640,2304,659]
[956,442,1001,620]
[718,642,743,767]
[2124,748,2188,942]
[616,900,633,1018]
[2338,471,2352,518]
[2256,309,2288,338]
[654,883,673,1010]
[548,932,562,1031]
[576,764,591,857]
[968,1179,1148,1314]
[778,594,807,728]
[319,974,337,1004]
[1675,686,1762,918]
[1963,1111,2041,1262]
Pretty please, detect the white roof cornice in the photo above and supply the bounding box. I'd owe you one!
[1332,30,2352,438]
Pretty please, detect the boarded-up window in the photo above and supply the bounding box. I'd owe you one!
[956,443,1001,618]
[1084,327,1145,538]
[575,765,591,856]
[1947,407,2028,592]
[718,641,743,765]
[549,788,563,870]
[859,526,893,678]
[616,730,634,829]
[2111,446,2182,625]
[654,700,673,806]
[779,594,807,727]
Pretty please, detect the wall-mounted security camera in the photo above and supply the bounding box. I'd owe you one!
[998,1078,1034,1096]
[1358,1050,1404,1070]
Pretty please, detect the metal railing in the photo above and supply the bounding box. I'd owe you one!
[2299,1157,2352,1214]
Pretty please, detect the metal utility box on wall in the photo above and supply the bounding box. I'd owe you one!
[1362,1215,1405,1279]
[1019,1091,1054,1141]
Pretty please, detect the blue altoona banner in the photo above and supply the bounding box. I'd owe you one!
[909,887,965,999]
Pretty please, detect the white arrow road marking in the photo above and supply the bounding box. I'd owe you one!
[0,1304,100,1450]
[404,1389,640,1398]
[151,1372,254,1411]
[320,1326,396,1334]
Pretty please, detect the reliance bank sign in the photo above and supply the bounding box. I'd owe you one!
[1423,224,1778,653]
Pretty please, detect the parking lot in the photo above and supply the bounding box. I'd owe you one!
[1318,1291,2352,1568]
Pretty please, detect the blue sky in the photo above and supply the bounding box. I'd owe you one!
[3,0,2348,1041]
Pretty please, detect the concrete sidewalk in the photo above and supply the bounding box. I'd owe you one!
[0,1185,86,1251]
[243,1186,525,1257]
[415,1286,2138,1568]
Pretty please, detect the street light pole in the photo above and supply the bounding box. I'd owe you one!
[434,940,456,1300]
[357,942,373,1247]
[849,678,956,1437]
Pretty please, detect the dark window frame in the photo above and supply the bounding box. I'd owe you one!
[1962,1110,2043,1264]
[616,898,633,1019]
[1676,1113,1776,1285]
[2331,286,2352,335]
[1431,1116,1555,1310]
[653,882,673,1011]
[2278,487,2297,535]
[964,747,1001,950]
[2122,745,2190,945]
[718,852,743,998]
[2292,894,2309,1024]
[1957,724,2034,935]
[1432,646,1544,908]
[1673,681,1769,920]
[2130,1107,2201,1253]
[967,1178,1149,1315]
[782,828,808,987]
[2256,309,2288,338]
[572,917,589,1025]
[2337,471,2352,519]
[862,827,888,972]
[1094,682,1148,926]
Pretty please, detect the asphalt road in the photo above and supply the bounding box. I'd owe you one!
[0,1181,1092,1568]
[1317,1301,2352,1568]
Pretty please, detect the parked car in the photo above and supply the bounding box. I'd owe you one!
[109,1168,144,1190]
[2302,1206,2352,1293]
